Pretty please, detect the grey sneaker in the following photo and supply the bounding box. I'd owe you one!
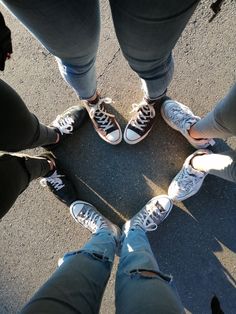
[70,201,121,241]
[168,149,212,201]
[161,99,215,149]
[84,97,122,145]
[124,99,156,144]
[123,195,173,234]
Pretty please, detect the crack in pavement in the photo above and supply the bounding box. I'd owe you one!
[97,47,121,81]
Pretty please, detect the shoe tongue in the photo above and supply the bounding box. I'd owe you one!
[184,117,198,131]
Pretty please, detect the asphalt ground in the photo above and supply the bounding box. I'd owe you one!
[0,1,236,313]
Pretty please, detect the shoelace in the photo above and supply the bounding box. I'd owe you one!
[53,115,74,135]
[76,207,107,233]
[130,102,155,131]
[177,167,205,193]
[40,170,65,191]
[168,106,198,131]
[90,98,115,132]
[168,107,215,146]
[133,201,166,232]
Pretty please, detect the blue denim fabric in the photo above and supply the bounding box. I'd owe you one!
[21,228,184,314]
[2,0,198,100]
[115,228,184,313]
[60,230,117,265]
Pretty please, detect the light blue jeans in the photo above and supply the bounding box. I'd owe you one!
[2,0,199,100]
[21,228,184,314]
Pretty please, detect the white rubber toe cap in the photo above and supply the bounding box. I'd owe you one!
[124,129,140,144]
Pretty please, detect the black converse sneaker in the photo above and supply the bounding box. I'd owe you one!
[84,96,122,145]
[124,99,158,144]
[40,165,77,207]
[44,105,88,150]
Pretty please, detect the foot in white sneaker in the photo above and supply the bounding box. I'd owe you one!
[123,195,173,235]
[84,96,122,145]
[70,201,121,242]
[168,149,212,201]
[124,99,157,144]
[161,99,215,149]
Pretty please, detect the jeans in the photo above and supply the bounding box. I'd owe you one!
[2,0,199,100]
[0,79,57,217]
[21,228,184,314]
[193,83,236,182]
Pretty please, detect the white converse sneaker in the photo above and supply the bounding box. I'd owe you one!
[161,99,215,149]
[84,97,122,145]
[124,100,156,144]
[123,195,173,234]
[70,201,121,241]
[168,149,212,201]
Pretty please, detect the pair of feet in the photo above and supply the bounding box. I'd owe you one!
[41,97,214,204]
[70,195,172,247]
[40,153,173,239]
[161,100,215,201]
[84,94,164,145]
[42,164,173,244]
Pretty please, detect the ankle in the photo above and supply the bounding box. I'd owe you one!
[86,91,99,105]
[47,160,56,171]
[189,124,203,140]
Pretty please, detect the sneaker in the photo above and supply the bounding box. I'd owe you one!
[123,195,173,234]
[84,97,122,145]
[168,149,212,201]
[44,105,88,150]
[124,99,157,144]
[70,201,121,241]
[40,165,77,207]
[161,99,215,149]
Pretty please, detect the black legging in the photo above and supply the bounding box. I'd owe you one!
[0,79,57,218]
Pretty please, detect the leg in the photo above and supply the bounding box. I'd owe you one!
[110,0,199,144]
[110,0,199,99]
[168,149,236,202]
[190,83,236,139]
[2,0,100,99]
[0,153,52,218]
[192,150,236,183]
[0,79,57,151]
[21,199,121,314]
[161,83,236,149]
[2,0,122,144]
[115,196,184,313]
[21,231,117,314]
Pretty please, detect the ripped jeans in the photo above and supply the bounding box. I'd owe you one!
[21,228,184,314]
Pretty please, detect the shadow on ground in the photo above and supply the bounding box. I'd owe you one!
[53,110,236,313]
[54,105,194,225]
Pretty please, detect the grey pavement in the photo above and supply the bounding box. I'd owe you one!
[0,1,236,313]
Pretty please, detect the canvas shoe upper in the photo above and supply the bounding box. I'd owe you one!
[43,105,88,150]
[70,201,121,242]
[124,99,157,144]
[168,149,212,201]
[84,97,122,145]
[161,99,215,149]
[123,195,173,234]
[40,167,77,207]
